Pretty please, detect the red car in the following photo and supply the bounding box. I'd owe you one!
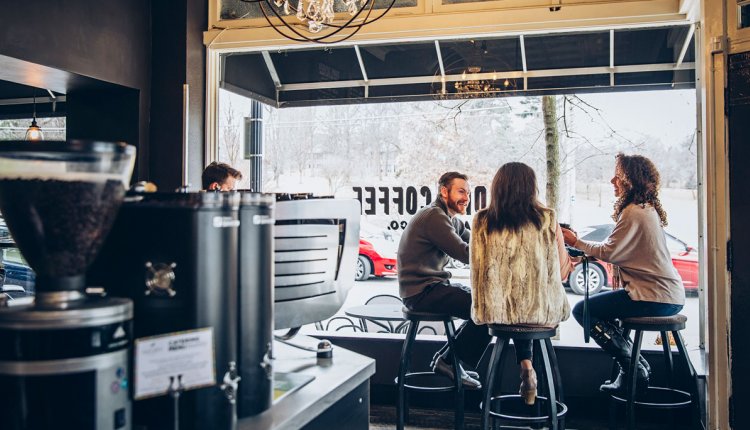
[355,223,399,281]
[567,224,699,295]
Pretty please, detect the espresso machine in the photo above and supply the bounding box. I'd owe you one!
[88,191,245,430]
[0,141,136,430]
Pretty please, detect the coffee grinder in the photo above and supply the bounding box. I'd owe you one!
[0,140,136,430]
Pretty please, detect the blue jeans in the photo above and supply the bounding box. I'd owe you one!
[572,289,683,328]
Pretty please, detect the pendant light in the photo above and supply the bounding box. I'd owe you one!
[25,95,43,141]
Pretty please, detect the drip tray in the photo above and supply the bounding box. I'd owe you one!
[273,372,315,403]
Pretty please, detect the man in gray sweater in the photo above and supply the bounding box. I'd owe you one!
[397,172,490,389]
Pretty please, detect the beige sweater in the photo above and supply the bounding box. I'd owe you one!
[574,204,685,305]
[470,208,572,327]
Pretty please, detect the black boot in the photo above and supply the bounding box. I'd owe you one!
[590,321,649,395]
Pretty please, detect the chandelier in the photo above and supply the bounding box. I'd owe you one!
[239,0,396,43]
[434,66,516,99]
[454,66,498,95]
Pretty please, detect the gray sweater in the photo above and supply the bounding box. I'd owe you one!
[574,203,685,305]
[397,198,470,299]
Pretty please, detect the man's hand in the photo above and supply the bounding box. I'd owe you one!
[562,228,578,247]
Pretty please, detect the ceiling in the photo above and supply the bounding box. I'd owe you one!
[222,24,696,107]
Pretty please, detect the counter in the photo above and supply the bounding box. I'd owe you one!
[238,335,375,430]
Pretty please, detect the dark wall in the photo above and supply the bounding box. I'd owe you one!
[0,0,151,179]
[728,51,750,429]
[150,0,207,191]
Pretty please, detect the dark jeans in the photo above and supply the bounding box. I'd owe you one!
[573,289,684,329]
[403,282,492,368]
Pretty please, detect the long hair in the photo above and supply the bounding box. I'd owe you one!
[478,162,545,233]
[612,153,668,226]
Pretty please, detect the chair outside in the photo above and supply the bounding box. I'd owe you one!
[362,294,405,332]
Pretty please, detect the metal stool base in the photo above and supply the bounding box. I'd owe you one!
[485,394,568,422]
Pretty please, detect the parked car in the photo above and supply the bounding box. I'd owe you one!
[0,218,35,292]
[356,222,398,281]
[0,257,35,292]
[567,224,699,295]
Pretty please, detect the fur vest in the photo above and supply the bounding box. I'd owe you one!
[470,208,571,327]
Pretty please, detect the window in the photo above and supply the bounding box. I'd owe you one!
[217,89,699,349]
[0,117,66,141]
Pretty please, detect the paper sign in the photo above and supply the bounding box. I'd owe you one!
[134,327,216,400]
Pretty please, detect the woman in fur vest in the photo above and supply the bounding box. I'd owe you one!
[562,154,684,396]
[471,162,573,405]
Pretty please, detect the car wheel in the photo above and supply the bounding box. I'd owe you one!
[355,255,372,281]
[568,263,605,295]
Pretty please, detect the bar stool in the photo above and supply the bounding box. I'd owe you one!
[608,314,699,430]
[397,308,464,430]
[481,325,567,430]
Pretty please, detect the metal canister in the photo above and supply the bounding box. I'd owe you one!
[237,192,274,417]
[0,297,133,430]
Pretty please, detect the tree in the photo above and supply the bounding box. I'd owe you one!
[219,100,242,168]
[543,95,560,212]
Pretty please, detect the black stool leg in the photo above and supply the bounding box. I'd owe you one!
[673,330,701,430]
[626,330,644,430]
[660,331,674,388]
[539,337,559,430]
[482,337,505,430]
[397,319,419,430]
[660,330,677,429]
[445,320,464,430]
[545,338,565,430]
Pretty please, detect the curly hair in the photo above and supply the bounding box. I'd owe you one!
[612,153,668,227]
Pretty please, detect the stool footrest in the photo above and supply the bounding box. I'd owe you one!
[395,371,458,392]
[610,386,692,409]
[485,394,567,422]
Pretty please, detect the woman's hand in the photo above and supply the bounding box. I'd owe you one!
[562,228,578,246]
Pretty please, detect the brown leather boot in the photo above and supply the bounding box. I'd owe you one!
[519,368,537,405]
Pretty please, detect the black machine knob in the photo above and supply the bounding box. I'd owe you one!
[144,262,177,297]
[220,361,241,404]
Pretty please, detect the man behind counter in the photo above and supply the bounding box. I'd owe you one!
[397,171,490,389]
[202,161,242,191]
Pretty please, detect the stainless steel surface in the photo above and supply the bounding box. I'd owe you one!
[34,290,86,307]
[0,349,127,375]
[272,198,360,330]
[0,297,132,329]
[182,83,190,189]
[237,336,374,430]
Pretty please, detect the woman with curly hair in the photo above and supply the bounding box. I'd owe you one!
[562,153,684,395]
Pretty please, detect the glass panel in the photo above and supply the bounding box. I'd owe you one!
[740,5,750,29]
[359,42,442,80]
[0,117,66,141]
[615,26,691,65]
[524,32,609,70]
[217,88,699,350]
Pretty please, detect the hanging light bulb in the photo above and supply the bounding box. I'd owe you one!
[25,95,43,141]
